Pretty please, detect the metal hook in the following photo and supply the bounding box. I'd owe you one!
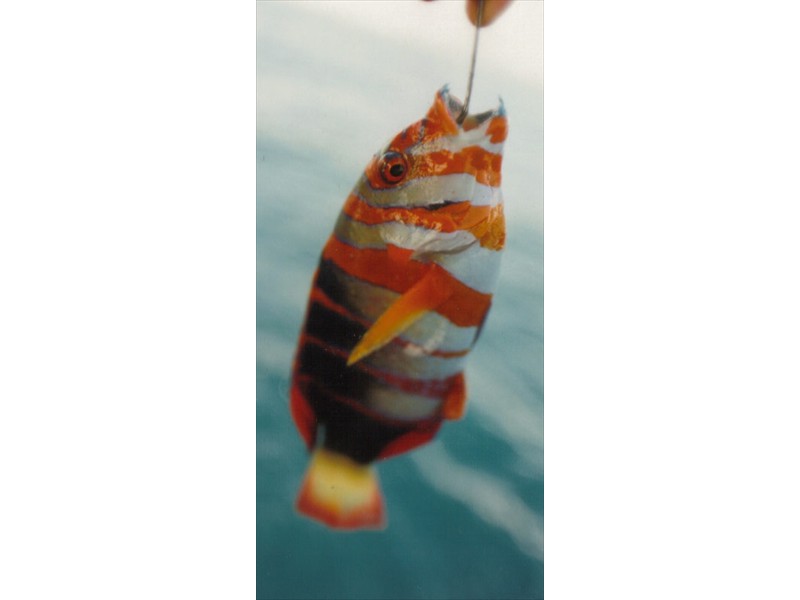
[456,0,485,125]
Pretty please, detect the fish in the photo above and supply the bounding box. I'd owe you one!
[290,86,508,530]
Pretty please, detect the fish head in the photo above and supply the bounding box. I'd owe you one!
[361,86,507,212]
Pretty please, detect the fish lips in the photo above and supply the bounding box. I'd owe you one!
[438,85,505,133]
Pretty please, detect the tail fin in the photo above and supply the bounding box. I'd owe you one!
[295,448,386,530]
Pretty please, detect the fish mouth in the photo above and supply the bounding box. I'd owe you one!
[440,85,504,132]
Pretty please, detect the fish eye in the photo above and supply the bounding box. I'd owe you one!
[378,152,408,185]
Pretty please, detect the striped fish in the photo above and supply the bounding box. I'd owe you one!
[291,87,508,530]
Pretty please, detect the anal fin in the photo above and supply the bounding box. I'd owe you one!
[377,420,442,460]
[442,372,467,420]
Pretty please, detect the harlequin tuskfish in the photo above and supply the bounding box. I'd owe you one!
[291,86,507,529]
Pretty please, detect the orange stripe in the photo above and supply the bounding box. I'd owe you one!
[322,236,492,328]
[377,92,457,156]
[486,116,508,143]
[413,147,503,187]
[342,194,505,251]
[365,146,502,190]
[425,91,459,136]
[467,203,505,251]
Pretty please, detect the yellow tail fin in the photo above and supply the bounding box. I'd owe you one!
[295,448,386,530]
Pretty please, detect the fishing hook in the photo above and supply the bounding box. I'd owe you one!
[456,0,484,125]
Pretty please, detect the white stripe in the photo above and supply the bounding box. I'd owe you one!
[367,387,441,421]
[338,219,477,253]
[334,218,501,294]
[365,343,468,381]
[431,243,503,295]
[402,311,478,355]
[358,173,501,208]
[383,222,476,254]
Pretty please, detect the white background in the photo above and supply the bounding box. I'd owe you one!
[2,1,799,599]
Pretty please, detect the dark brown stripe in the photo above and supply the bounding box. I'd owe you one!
[292,373,440,464]
[302,298,363,354]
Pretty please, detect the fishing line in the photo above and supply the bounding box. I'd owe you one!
[456,0,484,125]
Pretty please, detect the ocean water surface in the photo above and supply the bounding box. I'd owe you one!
[257,3,543,598]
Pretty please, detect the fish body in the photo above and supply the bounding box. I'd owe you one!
[291,87,508,529]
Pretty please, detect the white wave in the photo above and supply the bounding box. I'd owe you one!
[256,331,295,374]
[465,361,545,477]
[411,443,544,561]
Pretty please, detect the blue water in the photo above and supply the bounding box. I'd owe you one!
[257,3,543,598]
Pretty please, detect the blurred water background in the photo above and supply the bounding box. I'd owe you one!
[257,2,543,598]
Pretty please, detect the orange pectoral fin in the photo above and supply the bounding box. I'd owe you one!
[347,265,455,366]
